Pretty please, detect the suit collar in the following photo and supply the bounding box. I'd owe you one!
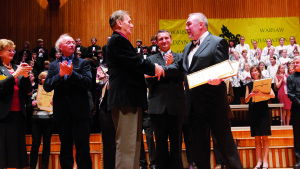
[0,62,17,76]
[188,32,212,70]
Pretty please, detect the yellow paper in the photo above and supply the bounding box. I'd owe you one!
[36,85,54,111]
[252,78,272,102]
[0,75,8,80]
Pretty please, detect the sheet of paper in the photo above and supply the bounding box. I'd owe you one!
[36,85,54,111]
[187,60,234,89]
[219,61,240,79]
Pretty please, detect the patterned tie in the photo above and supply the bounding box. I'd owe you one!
[64,57,69,81]
[163,52,167,64]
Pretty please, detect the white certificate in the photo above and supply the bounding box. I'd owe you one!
[187,60,234,89]
[36,85,54,112]
[219,61,240,79]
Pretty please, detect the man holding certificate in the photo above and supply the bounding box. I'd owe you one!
[163,13,242,169]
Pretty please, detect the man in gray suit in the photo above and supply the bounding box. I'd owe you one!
[163,13,242,169]
[146,30,185,169]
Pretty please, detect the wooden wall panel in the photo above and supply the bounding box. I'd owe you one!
[0,0,299,56]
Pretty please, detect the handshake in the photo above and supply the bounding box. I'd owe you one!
[147,52,174,81]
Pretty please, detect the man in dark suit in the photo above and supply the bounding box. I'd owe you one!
[163,13,242,169]
[146,30,185,169]
[148,36,159,55]
[135,39,142,54]
[75,38,87,59]
[33,39,48,72]
[138,45,149,60]
[87,37,101,58]
[18,41,31,63]
[106,10,164,169]
[44,34,92,169]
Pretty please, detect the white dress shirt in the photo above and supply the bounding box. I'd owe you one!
[188,31,209,67]
[287,44,300,58]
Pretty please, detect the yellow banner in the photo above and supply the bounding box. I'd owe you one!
[159,17,300,53]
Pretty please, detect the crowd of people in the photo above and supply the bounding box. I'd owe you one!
[1,10,300,169]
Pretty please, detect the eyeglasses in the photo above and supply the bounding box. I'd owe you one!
[65,41,75,45]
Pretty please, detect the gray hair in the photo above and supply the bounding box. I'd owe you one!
[189,13,208,29]
[109,10,129,29]
[55,33,72,52]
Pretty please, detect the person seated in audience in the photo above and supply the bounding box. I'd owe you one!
[279,49,291,72]
[50,51,62,62]
[96,50,104,65]
[275,37,287,57]
[29,71,54,169]
[267,56,279,103]
[245,65,274,169]
[135,39,142,54]
[43,60,50,71]
[29,72,38,91]
[259,61,270,79]
[251,47,262,66]
[275,64,292,126]
[75,51,82,58]
[18,41,31,63]
[28,60,39,84]
[19,53,28,65]
[288,65,295,75]
[88,37,101,58]
[235,36,250,57]
[240,62,252,98]
[228,39,236,61]
[148,36,159,55]
[262,38,275,58]
[262,47,278,67]
[287,36,300,58]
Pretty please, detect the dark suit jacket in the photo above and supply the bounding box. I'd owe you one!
[33,47,49,61]
[0,63,32,119]
[43,56,92,121]
[75,45,88,58]
[164,32,230,115]
[148,45,159,55]
[18,49,32,62]
[106,31,155,111]
[87,45,101,58]
[146,52,185,115]
[135,46,142,54]
[102,44,107,64]
[49,46,56,59]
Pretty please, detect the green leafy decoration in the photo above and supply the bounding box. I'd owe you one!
[219,25,241,44]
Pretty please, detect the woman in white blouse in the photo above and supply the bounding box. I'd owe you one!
[259,61,270,79]
[228,39,236,61]
[275,37,287,57]
[287,36,300,58]
[262,38,275,58]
